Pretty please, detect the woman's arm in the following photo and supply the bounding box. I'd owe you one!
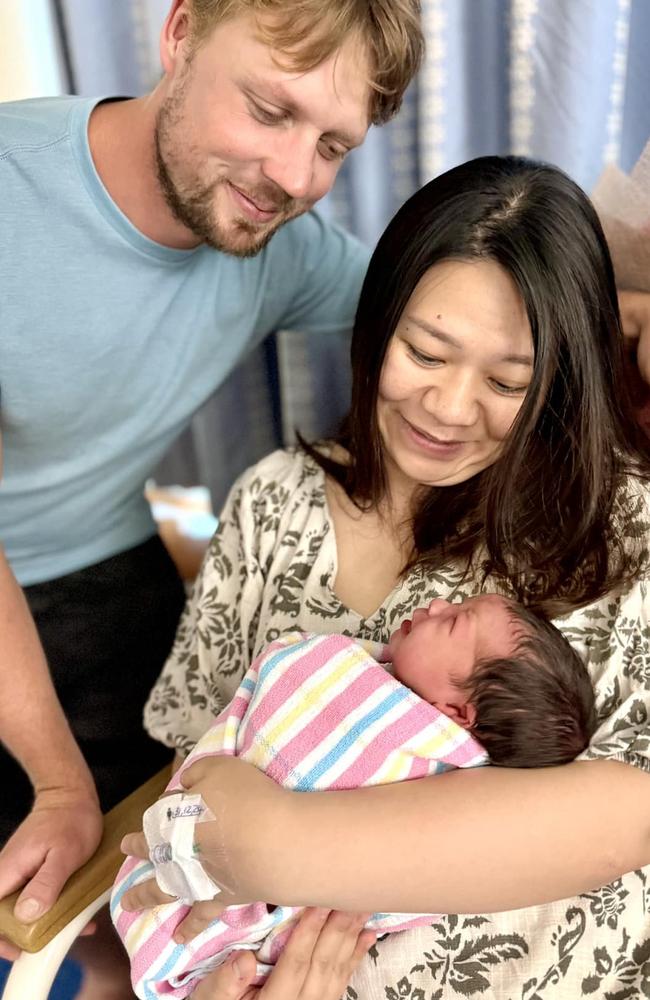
[279,759,650,912]
[183,755,650,915]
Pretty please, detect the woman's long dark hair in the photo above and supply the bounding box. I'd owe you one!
[303,156,650,615]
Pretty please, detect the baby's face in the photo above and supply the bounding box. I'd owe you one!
[387,594,521,708]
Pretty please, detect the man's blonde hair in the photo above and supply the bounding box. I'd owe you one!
[187,0,424,125]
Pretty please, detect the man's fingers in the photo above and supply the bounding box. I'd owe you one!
[13,849,77,923]
[173,899,228,943]
[120,877,176,912]
[192,950,257,1000]
[0,825,55,900]
[0,938,21,962]
[120,832,149,859]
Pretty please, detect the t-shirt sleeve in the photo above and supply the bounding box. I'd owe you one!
[258,210,371,337]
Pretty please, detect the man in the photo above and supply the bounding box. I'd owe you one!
[0,0,423,994]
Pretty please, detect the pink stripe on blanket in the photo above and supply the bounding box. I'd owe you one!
[168,689,255,790]
[445,734,485,766]
[171,906,270,972]
[407,754,434,780]
[332,700,447,788]
[239,635,350,757]
[257,666,394,785]
[127,905,190,984]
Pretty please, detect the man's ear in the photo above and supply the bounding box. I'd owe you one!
[432,700,477,730]
[160,0,192,76]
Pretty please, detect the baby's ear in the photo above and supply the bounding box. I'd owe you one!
[432,701,477,730]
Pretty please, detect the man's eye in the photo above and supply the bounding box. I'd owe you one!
[250,102,286,125]
[319,141,348,162]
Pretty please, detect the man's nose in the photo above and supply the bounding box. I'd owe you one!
[426,599,449,617]
[262,132,316,201]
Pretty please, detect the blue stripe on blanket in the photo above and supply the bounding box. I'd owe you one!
[257,641,303,686]
[109,861,155,917]
[143,944,187,1000]
[295,687,411,790]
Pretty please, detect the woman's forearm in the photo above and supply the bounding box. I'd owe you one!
[261,760,650,913]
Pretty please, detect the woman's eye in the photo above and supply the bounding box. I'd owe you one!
[489,378,528,396]
[406,344,442,367]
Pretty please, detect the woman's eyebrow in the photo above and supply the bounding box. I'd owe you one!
[405,314,534,367]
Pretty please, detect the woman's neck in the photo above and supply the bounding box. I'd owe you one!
[325,474,414,620]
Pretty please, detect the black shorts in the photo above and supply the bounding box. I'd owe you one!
[0,536,185,844]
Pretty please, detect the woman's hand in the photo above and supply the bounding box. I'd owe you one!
[120,756,292,919]
[191,908,376,1000]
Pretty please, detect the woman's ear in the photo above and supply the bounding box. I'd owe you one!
[160,0,192,77]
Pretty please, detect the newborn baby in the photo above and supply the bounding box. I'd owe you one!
[113,594,595,997]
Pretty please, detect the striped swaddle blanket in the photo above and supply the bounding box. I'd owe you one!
[112,631,488,999]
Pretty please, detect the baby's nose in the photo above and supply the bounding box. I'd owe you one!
[426,598,449,616]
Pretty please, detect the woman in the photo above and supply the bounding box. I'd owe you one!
[128,157,650,998]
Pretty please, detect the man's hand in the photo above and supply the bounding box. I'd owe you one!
[0,786,102,960]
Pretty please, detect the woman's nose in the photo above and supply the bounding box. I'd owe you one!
[423,371,479,426]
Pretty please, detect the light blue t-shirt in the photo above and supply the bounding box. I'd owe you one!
[0,97,370,585]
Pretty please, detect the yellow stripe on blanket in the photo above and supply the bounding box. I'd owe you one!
[245,646,370,769]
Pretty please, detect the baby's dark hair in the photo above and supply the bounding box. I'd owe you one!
[459,603,596,768]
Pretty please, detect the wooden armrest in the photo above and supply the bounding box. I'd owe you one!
[0,765,171,953]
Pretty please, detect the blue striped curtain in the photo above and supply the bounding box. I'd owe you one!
[59,0,650,507]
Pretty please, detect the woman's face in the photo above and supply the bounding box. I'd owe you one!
[377,258,534,494]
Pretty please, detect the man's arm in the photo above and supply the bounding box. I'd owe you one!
[0,543,102,956]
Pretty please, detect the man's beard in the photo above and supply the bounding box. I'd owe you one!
[154,84,299,258]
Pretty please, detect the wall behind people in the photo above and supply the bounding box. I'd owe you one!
[0,0,64,100]
[54,0,650,509]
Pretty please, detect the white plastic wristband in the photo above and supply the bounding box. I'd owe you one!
[143,792,222,904]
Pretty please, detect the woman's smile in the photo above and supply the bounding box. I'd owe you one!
[401,415,466,459]
[377,258,533,493]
